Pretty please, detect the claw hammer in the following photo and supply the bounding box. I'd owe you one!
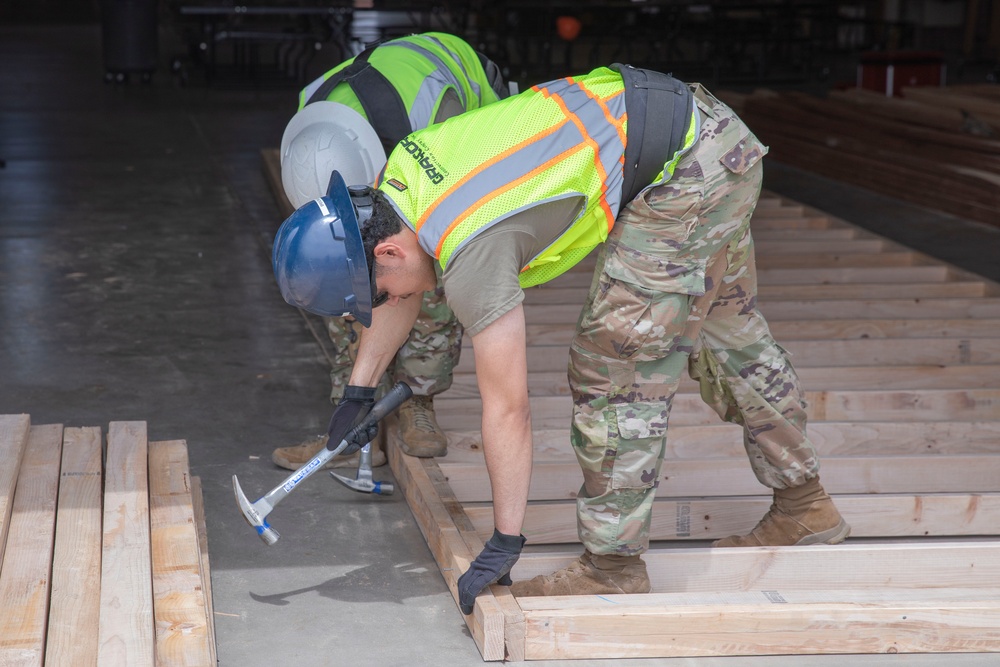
[233,381,412,545]
[330,440,393,495]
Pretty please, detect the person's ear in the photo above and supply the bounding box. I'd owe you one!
[373,241,406,264]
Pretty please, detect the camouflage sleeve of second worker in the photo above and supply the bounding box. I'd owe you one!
[441,197,583,337]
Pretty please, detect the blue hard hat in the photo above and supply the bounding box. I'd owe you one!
[272,171,378,326]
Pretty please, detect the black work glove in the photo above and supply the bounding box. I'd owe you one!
[327,385,377,455]
[457,529,526,615]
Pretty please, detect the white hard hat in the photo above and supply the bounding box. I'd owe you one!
[279,101,387,209]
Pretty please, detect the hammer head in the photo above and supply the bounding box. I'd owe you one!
[232,474,280,545]
[328,441,393,495]
[329,470,394,495]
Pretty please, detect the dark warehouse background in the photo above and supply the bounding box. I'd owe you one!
[2,1,998,93]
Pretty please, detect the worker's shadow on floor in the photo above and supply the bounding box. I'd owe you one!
[248,561,444,606]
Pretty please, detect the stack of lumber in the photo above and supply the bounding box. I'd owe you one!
[730,84,1000,228]
[0,416,216,667]
[385,194,1000,661]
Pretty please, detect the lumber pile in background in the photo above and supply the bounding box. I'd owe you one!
[726,84,1000,228]
[0,416,216,667]
[388,194,1000,661]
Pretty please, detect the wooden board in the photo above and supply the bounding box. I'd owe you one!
[45,426,103,667]
[738,86,1000,227]
[149,440,214,666]
[0,424,62,667]
[0,414,31,569]
[0,418,216,665]
[470,494,1000,543]
[98,421,155,667]
[190,477,217,667]
[519,589,1000,659]
[379,192,1000,661]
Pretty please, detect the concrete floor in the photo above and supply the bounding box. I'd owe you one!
[2,23,998,667]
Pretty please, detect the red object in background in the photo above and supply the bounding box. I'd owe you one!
[556,16,582,41]
[857,51,946,97]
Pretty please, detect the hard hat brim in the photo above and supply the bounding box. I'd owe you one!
[271,171,374,327]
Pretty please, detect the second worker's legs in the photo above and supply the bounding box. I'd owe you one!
[392,285,463,457]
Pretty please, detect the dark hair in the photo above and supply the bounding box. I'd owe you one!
[361,189,403,275]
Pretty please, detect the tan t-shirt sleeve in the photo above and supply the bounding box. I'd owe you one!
[441,197,584,337]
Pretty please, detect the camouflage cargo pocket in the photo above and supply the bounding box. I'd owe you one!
[720,133,768,175]
[606,236,707,297]
[576,253,698,362]
[688,347,742,424]
[610,401,668,490]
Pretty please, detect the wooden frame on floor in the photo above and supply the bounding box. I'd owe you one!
[384,194,1000,661]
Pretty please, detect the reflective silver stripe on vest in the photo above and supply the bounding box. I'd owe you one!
[535,77,626,218]
[423,34,482,101]
[380,39,475,130]
[416,120,585,257]
[417,77,627,261]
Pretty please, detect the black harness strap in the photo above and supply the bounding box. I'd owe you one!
[306,42,412,157]
[612,63,694,204]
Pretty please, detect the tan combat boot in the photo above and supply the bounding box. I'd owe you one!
[713,477,850,547]
[271,429,386,471]
[510,550,651,597]
[397,395,447,457]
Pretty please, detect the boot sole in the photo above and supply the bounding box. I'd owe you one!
[794,518,851,546]
[400,443,447,458]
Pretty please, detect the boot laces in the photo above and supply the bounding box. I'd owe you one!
[406,396,436,433]
[752,501,785,533]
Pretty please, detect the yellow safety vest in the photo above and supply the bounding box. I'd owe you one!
[298,32,501,133]
[377,67,697,287]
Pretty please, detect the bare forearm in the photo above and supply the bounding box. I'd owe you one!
[471,305,532,537]
[349,296,422,387]
[482,407,532,535]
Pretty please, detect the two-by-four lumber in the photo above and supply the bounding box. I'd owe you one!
[433,389,1000,430]
[518,588,1000,659]
[443,453,1000,502]
[190,477,217,667]
[457,338,1000,373]
[444,421,1000,463]
[512,541,1000,592]
[0,424,63,667]
[510,543,1000,659]
[520,298,1000,325]
[0,414,30,569]
[148,440,214,667]
[512,318,1000,346]
[385,418,510,661]
[448,364,1000,399]
[468,493,1000,543]
[98,421,154,667]
[522,281,988,305]
[45,427,103,667]
[543,264,951,288]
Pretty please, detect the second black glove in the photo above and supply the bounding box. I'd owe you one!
[327,385,377,455]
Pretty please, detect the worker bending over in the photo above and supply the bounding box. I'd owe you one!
[271,63,850,613]
[273,32,509,469]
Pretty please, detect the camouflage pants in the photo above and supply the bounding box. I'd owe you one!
[325,284,463,402]
[570,84,819,556]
